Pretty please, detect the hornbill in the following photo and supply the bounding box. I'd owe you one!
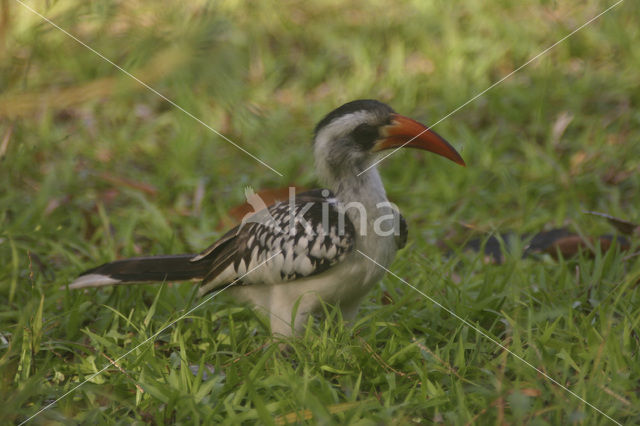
[68,100,465,336]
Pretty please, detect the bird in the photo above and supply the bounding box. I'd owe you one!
[68,99,465,336]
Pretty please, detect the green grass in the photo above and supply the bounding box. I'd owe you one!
[1,0,639,424]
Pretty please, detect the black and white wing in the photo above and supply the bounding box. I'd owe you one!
[194,189,356,295]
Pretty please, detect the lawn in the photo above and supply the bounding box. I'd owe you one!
[1,0,639,424]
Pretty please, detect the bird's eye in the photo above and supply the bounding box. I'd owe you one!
[351,123,379,150]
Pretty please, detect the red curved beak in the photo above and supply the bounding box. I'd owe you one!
[373,114,466,166]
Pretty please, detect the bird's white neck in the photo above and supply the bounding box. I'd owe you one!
[314,135,399,267]
[331,167,396,245]
[332,167,389,211]
[329,167,399,286]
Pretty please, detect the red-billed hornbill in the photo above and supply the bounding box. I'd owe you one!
[69,100,465,336]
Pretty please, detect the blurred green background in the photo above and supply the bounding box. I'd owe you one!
[1,0,639,424]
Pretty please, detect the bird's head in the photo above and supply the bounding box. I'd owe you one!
[313,99,465,185]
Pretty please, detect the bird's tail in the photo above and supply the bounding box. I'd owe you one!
[67,254,209,289]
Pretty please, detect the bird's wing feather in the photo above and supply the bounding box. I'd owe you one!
[191,227,238,262]
[197,190,355,295]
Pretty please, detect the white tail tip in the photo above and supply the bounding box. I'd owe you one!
[65,274,122,290]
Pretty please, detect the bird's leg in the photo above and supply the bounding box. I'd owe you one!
[268,288,326,337]
[339,297,363,323]
[266,289,306,337]
[269,311,295,337]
